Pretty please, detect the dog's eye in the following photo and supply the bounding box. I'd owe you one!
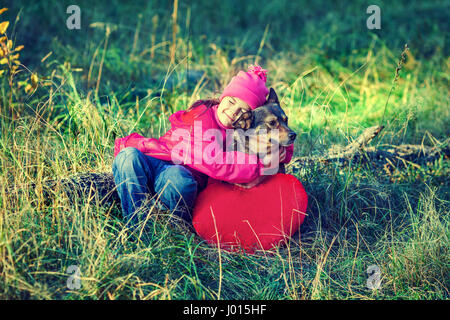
[269,120,277,126]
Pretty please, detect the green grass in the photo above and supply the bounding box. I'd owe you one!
[0,0,449,299]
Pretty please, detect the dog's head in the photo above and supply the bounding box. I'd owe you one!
[249,88,296,147]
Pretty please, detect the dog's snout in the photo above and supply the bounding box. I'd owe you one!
[288,131,297,141]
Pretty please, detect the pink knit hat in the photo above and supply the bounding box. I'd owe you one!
[219,64,269,109]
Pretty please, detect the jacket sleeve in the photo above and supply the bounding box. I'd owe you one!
[114,133,143,157]
[118,131,265,183]
[114,133,166,158]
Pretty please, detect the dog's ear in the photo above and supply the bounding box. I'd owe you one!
[267,88,279,104]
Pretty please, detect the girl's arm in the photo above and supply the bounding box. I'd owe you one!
[114,133,148,157]
[114,133,170,160]
[115,133,265,183]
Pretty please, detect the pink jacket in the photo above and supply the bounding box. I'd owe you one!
[114,104,294,188]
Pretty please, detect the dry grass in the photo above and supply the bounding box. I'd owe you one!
[0,1,448,299]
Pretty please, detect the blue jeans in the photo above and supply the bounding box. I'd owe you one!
[112,147,198,226]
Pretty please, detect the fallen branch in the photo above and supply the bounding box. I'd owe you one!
[286,126,449,174]
[20,172,120,207]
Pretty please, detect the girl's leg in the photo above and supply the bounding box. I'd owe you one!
[112,147,162,225]
[113,147,197,225]
[154,164,198,222]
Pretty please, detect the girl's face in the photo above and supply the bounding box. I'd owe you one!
[216,96,252,129]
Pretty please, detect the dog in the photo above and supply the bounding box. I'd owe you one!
[233,88,297,188]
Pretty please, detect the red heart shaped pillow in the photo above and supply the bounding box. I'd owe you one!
[192,173,307,254]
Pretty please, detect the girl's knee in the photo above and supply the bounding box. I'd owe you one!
[158,165,198,204]
[116,147,142,160]
[170,166,197,192]
[113,147,145,173]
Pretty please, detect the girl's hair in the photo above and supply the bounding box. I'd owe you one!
[184,98,221,120]
[187,98,220,111]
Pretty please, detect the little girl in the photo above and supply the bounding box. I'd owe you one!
[112,65,293,226]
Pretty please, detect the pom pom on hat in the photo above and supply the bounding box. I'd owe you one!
[219,64,269,109]
[248,64,268,82]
